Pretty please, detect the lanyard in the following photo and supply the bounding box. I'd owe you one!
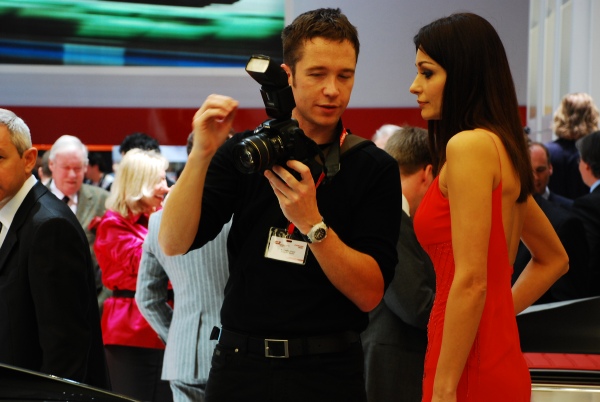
[286,127,348,237]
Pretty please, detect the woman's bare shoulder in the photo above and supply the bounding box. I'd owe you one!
[446,129,500,165]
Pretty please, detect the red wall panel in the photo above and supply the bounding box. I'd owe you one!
[6,105,526,149]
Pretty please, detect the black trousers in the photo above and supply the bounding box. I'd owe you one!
[205,342,367,402]
[104,345,173,402]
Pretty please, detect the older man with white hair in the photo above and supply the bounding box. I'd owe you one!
[48,135,111,308]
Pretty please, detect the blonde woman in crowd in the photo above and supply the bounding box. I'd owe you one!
[93,149,172,401]
[547,92,600,199]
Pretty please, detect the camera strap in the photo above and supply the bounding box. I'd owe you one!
[320,128,345,181]
[307,127,348,186]
[322,127,369,183]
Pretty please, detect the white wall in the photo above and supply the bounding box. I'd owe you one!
[0,0,529,108]
[527,0,600,141]
[291,0,529,107]
[594,2,600,103]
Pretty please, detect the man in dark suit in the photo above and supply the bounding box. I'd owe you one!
[512,141,590,303]
[573,131,600,296]
[513,194,590,302]
[530,141,574,209]
[0,109,109,388]
[362,126,436,402]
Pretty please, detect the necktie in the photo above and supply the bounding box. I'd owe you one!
[62,196,70,204]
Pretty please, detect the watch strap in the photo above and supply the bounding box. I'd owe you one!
[301,219,328,243]
[299,231,312,243]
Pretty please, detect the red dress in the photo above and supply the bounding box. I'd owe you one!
[413,175,530,401]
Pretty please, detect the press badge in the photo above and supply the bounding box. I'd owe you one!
[265,227,308,265]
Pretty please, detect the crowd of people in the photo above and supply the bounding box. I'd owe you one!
[1,6,600,402]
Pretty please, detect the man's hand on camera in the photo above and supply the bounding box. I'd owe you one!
[191,94,238,159]
[265,160,322,235]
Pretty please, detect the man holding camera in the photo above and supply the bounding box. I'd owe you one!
[159,8,401,402]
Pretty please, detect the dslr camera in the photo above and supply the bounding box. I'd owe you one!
[232,55,321,174]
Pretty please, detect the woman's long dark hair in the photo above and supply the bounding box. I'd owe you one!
[414,13,533,202]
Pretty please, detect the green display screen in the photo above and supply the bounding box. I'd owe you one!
[0,0,284,67]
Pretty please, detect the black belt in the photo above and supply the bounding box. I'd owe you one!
[112,289,174,301]
[210,327,360,359]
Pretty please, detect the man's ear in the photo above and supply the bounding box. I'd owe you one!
[423,164,434,186]
[281,63,293,85]
[23,147,38,174]
[548,162,553,176]
[581,160,590,171]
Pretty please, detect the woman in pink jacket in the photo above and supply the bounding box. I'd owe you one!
[93,149,171,401]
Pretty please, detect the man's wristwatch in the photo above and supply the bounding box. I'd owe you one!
[301,220,328,243]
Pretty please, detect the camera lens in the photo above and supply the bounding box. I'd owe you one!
[237,148,258,171]
[233,134,276,174]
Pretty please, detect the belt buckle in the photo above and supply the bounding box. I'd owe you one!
[264,338,289,358]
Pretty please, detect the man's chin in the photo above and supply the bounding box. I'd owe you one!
[62,185,79,194]
[315,114,342,128]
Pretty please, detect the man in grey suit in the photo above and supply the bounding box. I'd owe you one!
[47,135,110,308]
[136,209,230,402]
[362,126,436,402]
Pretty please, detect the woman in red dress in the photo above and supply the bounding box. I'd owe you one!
[409,13,568,402]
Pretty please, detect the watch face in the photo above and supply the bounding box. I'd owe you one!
[313,228,327,241]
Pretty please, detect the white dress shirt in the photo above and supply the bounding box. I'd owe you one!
[0,175,37,248]
[49,180,78,214]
